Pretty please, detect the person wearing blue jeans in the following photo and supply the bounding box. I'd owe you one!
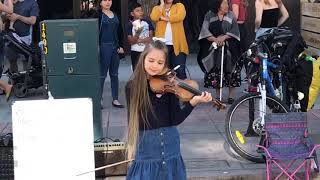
[100,43,121,107]
[98,0,124,108]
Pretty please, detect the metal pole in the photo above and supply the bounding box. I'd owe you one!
[219,45,225,101]
[73,0,81,18]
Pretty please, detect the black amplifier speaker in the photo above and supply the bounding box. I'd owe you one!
[94,142,127,178]
[0,133,14,179]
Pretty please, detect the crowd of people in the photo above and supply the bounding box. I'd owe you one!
[97,0,289,107]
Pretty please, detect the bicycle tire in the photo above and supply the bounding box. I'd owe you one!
[225,93,289,163]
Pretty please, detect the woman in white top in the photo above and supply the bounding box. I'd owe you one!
[255,0,289,37]
[0,0,13,101]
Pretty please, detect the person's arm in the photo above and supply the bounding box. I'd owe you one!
[118,23,124,48]
[169,94,194,126]
[224,12,240,41]
[128,34,139,45]
[138,30,153,44]
[116,14,124,53]
[255,0,263,32]
[199,12,215,41]
[8,0,38,25]
[231,3,240,20]
[15,15,36,25]
[277,1,289,26]
[168,3,186,23]
[0,0,13,14]
[150,5,163,22]
[170,92,212,126]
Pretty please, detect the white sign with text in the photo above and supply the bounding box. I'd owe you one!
[12,98,95,180]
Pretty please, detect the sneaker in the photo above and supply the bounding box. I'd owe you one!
[242,77,248,82]
[112,100,124,108]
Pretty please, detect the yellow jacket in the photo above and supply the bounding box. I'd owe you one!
[150,3,189,56]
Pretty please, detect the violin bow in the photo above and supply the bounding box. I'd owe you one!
[76,159,134,176]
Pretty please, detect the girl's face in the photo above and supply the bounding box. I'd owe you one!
[144,49,166,76]
[219,0,229,14]
[100,0,112,10]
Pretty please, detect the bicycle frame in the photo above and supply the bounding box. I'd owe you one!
[257,54,279,126]
[245,42,281,133]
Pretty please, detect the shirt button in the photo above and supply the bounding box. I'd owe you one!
[162,152,165,155]
[162,161,166,165]
[161,142,164,146]
[160,132,163,136]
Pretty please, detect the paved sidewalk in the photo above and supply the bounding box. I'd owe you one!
[1,54,320,179]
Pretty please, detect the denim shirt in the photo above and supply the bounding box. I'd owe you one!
[100,13,119,46]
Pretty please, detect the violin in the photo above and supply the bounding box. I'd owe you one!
[149,69,226,110]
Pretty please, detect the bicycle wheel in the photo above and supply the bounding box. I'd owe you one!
[225,93,289,163]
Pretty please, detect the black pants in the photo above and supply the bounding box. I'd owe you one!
[238,23,249,72]
[238,23,247,53]
[131,51,141,71]
[167,45,187,80]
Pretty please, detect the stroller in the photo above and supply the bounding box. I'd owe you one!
[3,31,43,98]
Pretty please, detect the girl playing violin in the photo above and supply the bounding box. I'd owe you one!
[125,40,212,180]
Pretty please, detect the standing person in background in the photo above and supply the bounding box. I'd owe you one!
[150,0,188,80]
[98,0,124,108]
[231,0,249,78]
[231,0,247,54]
[125,40,212,180]
[198,0,241,104]
[127,2,154,71]
[255,0,289,38]
[4,0,39,74]
[0,0,13,101]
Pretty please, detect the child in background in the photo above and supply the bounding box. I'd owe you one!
[125,40,212,180]
[127,2,154,71]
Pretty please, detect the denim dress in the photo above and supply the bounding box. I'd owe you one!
[126,126,186,180]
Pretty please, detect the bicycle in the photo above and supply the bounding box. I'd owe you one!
[225,38,290,163]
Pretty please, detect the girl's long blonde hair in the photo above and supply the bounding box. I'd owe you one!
[126,40,168,159]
